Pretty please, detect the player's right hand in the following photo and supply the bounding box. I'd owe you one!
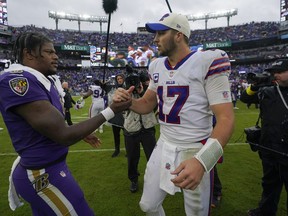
[113,87,134,102]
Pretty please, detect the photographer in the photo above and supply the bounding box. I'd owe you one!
[123,67,157,193]
[240,59,288,216]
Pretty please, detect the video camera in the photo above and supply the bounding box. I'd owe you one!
[125,65,141,90]
[246,71,275,87]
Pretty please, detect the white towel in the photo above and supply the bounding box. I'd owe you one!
[159,141,181,195]
[8,156,24,211]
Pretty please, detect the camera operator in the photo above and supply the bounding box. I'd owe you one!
[240,59,288,216]
[123,68,157,193]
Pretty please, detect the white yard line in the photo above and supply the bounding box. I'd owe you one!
[0,143,249,156]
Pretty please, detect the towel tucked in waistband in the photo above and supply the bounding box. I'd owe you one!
[8,156,24,211]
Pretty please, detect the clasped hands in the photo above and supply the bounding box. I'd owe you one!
[113,86,135,103]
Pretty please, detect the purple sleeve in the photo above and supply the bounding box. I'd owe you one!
[0,73,50,112]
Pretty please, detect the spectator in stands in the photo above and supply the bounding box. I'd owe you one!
[110,51,127,67]
[140,44,155,66]
[127,50,137,67]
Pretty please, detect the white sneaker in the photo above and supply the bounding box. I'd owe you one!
[0,127,3,131]
[99,128,103,133]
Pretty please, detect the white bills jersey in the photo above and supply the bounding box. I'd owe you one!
[89,85,104,103]
[89,85,105,118]
[148,49,232,144]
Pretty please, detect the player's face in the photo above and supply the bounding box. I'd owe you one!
[33,42,59,76]
[153,30,177,57]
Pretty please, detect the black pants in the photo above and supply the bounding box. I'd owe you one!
[64,109,73,126]
[112,125,123,152]
[257,151,288,216]
[124,128,156,183]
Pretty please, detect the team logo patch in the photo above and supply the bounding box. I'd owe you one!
[153,73,159,83]
[9,77,29,96]
[165,162,171,170]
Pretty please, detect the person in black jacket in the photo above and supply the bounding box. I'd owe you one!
[240,59,288,216]
[108,74,125,157]
[62,81,76,126]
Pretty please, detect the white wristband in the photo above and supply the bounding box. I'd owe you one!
[194,138,223,172]
[101,107,115,121]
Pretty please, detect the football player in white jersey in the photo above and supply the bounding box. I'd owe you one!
[113,13,234,216]
[82,80,105,133]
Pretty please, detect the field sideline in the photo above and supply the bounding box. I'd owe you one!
[0,98,287,216]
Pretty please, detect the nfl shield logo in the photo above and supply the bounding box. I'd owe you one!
[222,91,229,99]
[169,71,175,78]
[9,77,29,96]
[165,163,171,170]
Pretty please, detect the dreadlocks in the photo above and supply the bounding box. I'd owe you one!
[13,32,53,64]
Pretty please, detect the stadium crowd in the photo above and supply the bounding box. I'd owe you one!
[0,21,285,95]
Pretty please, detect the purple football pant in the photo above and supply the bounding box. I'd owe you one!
[13,160,94,216]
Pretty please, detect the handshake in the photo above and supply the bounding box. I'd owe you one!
[109,86,135,114]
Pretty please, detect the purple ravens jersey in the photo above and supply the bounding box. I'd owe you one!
[0,64,68,169]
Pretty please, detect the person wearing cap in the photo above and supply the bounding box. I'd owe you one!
[241,59,288,216]
[113,13,234,216]
[127,50,137,67]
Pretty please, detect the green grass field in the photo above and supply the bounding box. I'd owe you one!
[0,99,287,216]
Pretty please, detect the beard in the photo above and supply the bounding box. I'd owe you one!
[158,39,177,57]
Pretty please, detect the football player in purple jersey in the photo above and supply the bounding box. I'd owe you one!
[0,32,131,215]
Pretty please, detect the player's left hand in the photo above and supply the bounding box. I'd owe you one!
[170,157,205,190]
[83,134,101,148]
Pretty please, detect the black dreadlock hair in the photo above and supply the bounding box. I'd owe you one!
[13,32,53,64]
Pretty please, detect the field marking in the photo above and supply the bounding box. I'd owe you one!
[0,143,249,156]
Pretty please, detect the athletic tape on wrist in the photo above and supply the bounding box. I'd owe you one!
[194,138,223,172]
[101,107,115,121]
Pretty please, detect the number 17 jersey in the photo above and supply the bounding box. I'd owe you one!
[148,49,232,145]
